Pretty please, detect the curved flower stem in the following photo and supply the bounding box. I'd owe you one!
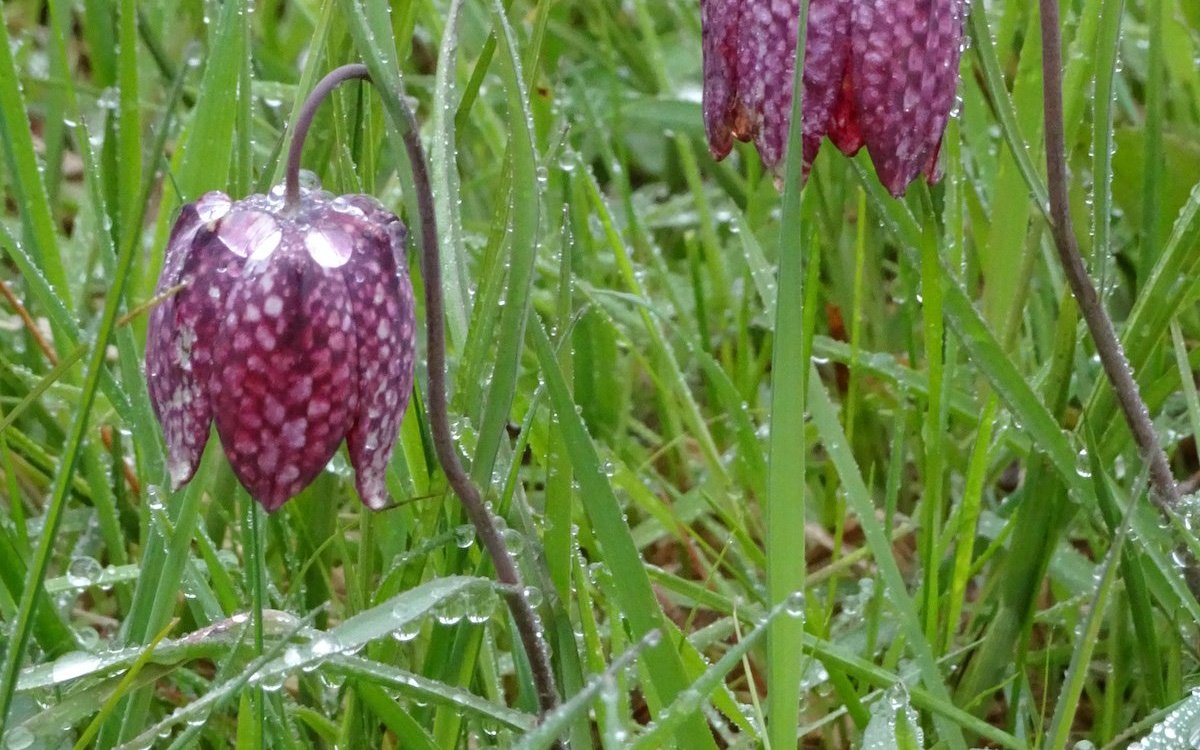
[284,65,369,209]
[287,64,559,716]
[1038,1,1179,511]
[397,78,561,719]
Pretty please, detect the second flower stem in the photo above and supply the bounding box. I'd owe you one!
[1038,0,1179,510]
[401,90,562,718]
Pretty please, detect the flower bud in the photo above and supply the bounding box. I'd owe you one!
[146,184,416,510]
[701,0,965,196]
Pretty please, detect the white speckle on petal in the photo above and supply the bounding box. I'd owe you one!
[265,396,286,425]
[255,326,276,351]
[282,418,308,449]
[289,376,313,401]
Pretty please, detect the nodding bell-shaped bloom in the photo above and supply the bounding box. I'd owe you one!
[701,0,965,196]
[145,185,417,511]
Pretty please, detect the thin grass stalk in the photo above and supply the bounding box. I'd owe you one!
[765,0,811,745]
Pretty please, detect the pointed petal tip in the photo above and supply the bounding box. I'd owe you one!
[706,137,733,163]
[168,455,194,491]
[256,493,291,513]
[879,172,911,199]
[357,479,391,511]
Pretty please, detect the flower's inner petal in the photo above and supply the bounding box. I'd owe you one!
[146,219,243,488]
[210,245,358,510]
[305,225,354,268]
[217,209,283,260]
[828,75,865,156]
[343,219,416,510]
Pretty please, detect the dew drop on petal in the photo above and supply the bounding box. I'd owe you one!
[305,226,353,268]
[218,210,282,260]
[194,192,232,223]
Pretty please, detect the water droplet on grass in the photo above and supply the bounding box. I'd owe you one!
[522,586,543,608]
[454,524,475,548]
[784,591,805,617]
[66,557,102,587]
[4,727,34,750]
[51,651,102,683]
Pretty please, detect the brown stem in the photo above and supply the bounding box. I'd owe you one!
[288,64,559,716]
[284,65,371,210]
[396,83,561,722]
[1037,0,1179,510]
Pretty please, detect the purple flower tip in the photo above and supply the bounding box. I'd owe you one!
[146,184,417,511]
[701,0,965,197]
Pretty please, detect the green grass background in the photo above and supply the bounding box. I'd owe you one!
[2,0,1200,747]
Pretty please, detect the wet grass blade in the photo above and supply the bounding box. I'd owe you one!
[530,318,718,749]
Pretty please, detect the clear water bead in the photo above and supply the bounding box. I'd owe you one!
[66,556,102,587]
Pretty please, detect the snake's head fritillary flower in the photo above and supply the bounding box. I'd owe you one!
[701,0,965,196]
[145,184,417,511]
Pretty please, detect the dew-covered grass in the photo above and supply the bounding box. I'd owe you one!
[3,0,1200,748]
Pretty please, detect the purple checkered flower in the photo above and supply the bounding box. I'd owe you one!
[701,0,965,196]
[145,185,416,511]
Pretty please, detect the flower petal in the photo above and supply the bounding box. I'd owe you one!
[210,239,359,511]
[702,0,853,171]
[334,197,417,510]
[802,0,854,164]
[736,0,802,169]
[850,0,964,195]
[701,0,744,160]
[145,192,236,488]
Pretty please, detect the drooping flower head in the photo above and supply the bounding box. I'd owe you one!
[143,62,561,720]
[701,0,965,196]
[145,184,416,511]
